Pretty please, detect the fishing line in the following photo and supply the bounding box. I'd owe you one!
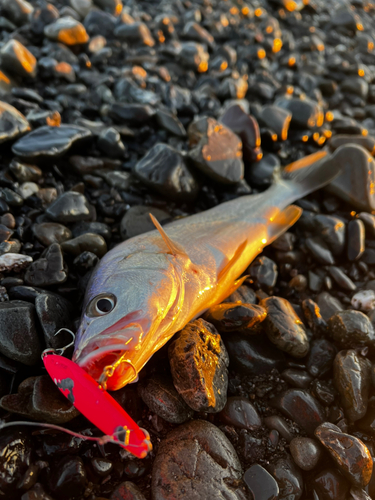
[0,420,121,446]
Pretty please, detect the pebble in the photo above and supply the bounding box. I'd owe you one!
[120,206,169,240]
[290,437,322,471]
[275,96,323,129]
[259,105,291,142]
[0,429,31,496]
[328,266,356,291]
[264,415,294,443]
[138,374,193,424]
[168,319,229,413]
[301,298,327,335]
[347,219,365,261]
[220,396,262,430]
[134,143,199,202]
[224,333,285,376]
[9,160,42,183]
[32,223,72,247]
[270,389,325,435]
[204,302,267,334]
[220,105,262,162]
[243,464,279,500]
[49,456,87,498]
[305,236,335,265]
[327,145,375,212]
[306,338,337,378]
[61,233,107,258]
[114,22,155,47]
[313,468,349,500]
[188,117,244,184]
[313,214,346,256]
[44,17,89,45]
[0,101,30,143]
[261,296,309,358]
[12,125,92,160]
[315,422,373,488]
[151,420,244,500]
[0,39,36,78]
[281,368,313,389]
[352,290,375,312]
[249,256,278,290]
[0,300,41,365]
[35,293,74,349]
[24,243,67,287]
[328,310,375,349]
[317,292,344,321]
[267,456,303,500]
[2,0,34,26]
[110,481,147,500]
[0,253,32,272]
[46,192,93,223]
[333,349,372,422]
[247,154,280,188]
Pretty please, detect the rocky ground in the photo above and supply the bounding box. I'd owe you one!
[0,0,375,499]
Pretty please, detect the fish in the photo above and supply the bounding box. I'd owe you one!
[72,150,340,391]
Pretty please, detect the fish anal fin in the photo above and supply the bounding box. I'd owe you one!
[227,274,249,296]
[266,205,302,245]
[217,239,248,282]
[149,213,189,257]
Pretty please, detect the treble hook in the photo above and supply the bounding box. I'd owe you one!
[98,354,138,391]
[41,328,76,359]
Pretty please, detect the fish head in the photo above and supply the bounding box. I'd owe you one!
[72,251,183,390]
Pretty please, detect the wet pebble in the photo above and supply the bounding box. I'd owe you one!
[204,302,267,334]
[224,333,285,376]
[61,233,107,258]
[305,236,335,265]
[44,17,89,45]
[249,256,278,290]
[24,243,67,287]
[46,192,93,223]
[313,468,349,500]
[261,296,309,358]
[35,293,74,349]
[0,429,31,496]
[32,223,72,247]
[267,456,303,500]
[138,374,193,424]
[220,396,262,430]
[188,117,243,184]
[281,369,313,389]
[328,266,356,291]
[0,39,36,78]
[0,300,40,365]
[110,481,147,500]
[314,214,346,256]
[270,389,325,435]
[12,125,92,160]
[290,437,322,471]
[134,143,198,202]
[328,310,375,349]
[151,420,243,500]
[333,349,371,422]
[49,456,87,499]
[347,219,365,262]
[352,290,375,312]
[243,464,279,500]
[317,292,344,321]
[0,101,30,143]
[315,422,373,487]
[168,319,229,413]
[306,338,337,378]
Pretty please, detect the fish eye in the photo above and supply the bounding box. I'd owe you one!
[87,294,116,317]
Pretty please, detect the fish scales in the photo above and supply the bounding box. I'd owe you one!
[73,151,340,390]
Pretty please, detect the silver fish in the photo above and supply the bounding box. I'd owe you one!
[73,150,339,390]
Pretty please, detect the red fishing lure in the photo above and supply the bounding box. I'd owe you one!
[43,352,152,459]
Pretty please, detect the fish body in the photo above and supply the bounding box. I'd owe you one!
[73,151,339,390]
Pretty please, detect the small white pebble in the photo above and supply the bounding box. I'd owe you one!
[351,290,375,312]
[18,182,39,200]
[0,253,32,271]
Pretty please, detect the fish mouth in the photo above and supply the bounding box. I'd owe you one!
[74,334,139,390]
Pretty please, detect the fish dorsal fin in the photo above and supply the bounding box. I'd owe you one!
[149,213,189,257]
[217,239,248,282]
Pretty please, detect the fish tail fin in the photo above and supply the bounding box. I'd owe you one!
[274,150,341,202]
[266,205,302,244]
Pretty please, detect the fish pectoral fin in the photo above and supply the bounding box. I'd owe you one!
[266,205,302,244]
[217,239,248,282]
[149,213,189,258]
